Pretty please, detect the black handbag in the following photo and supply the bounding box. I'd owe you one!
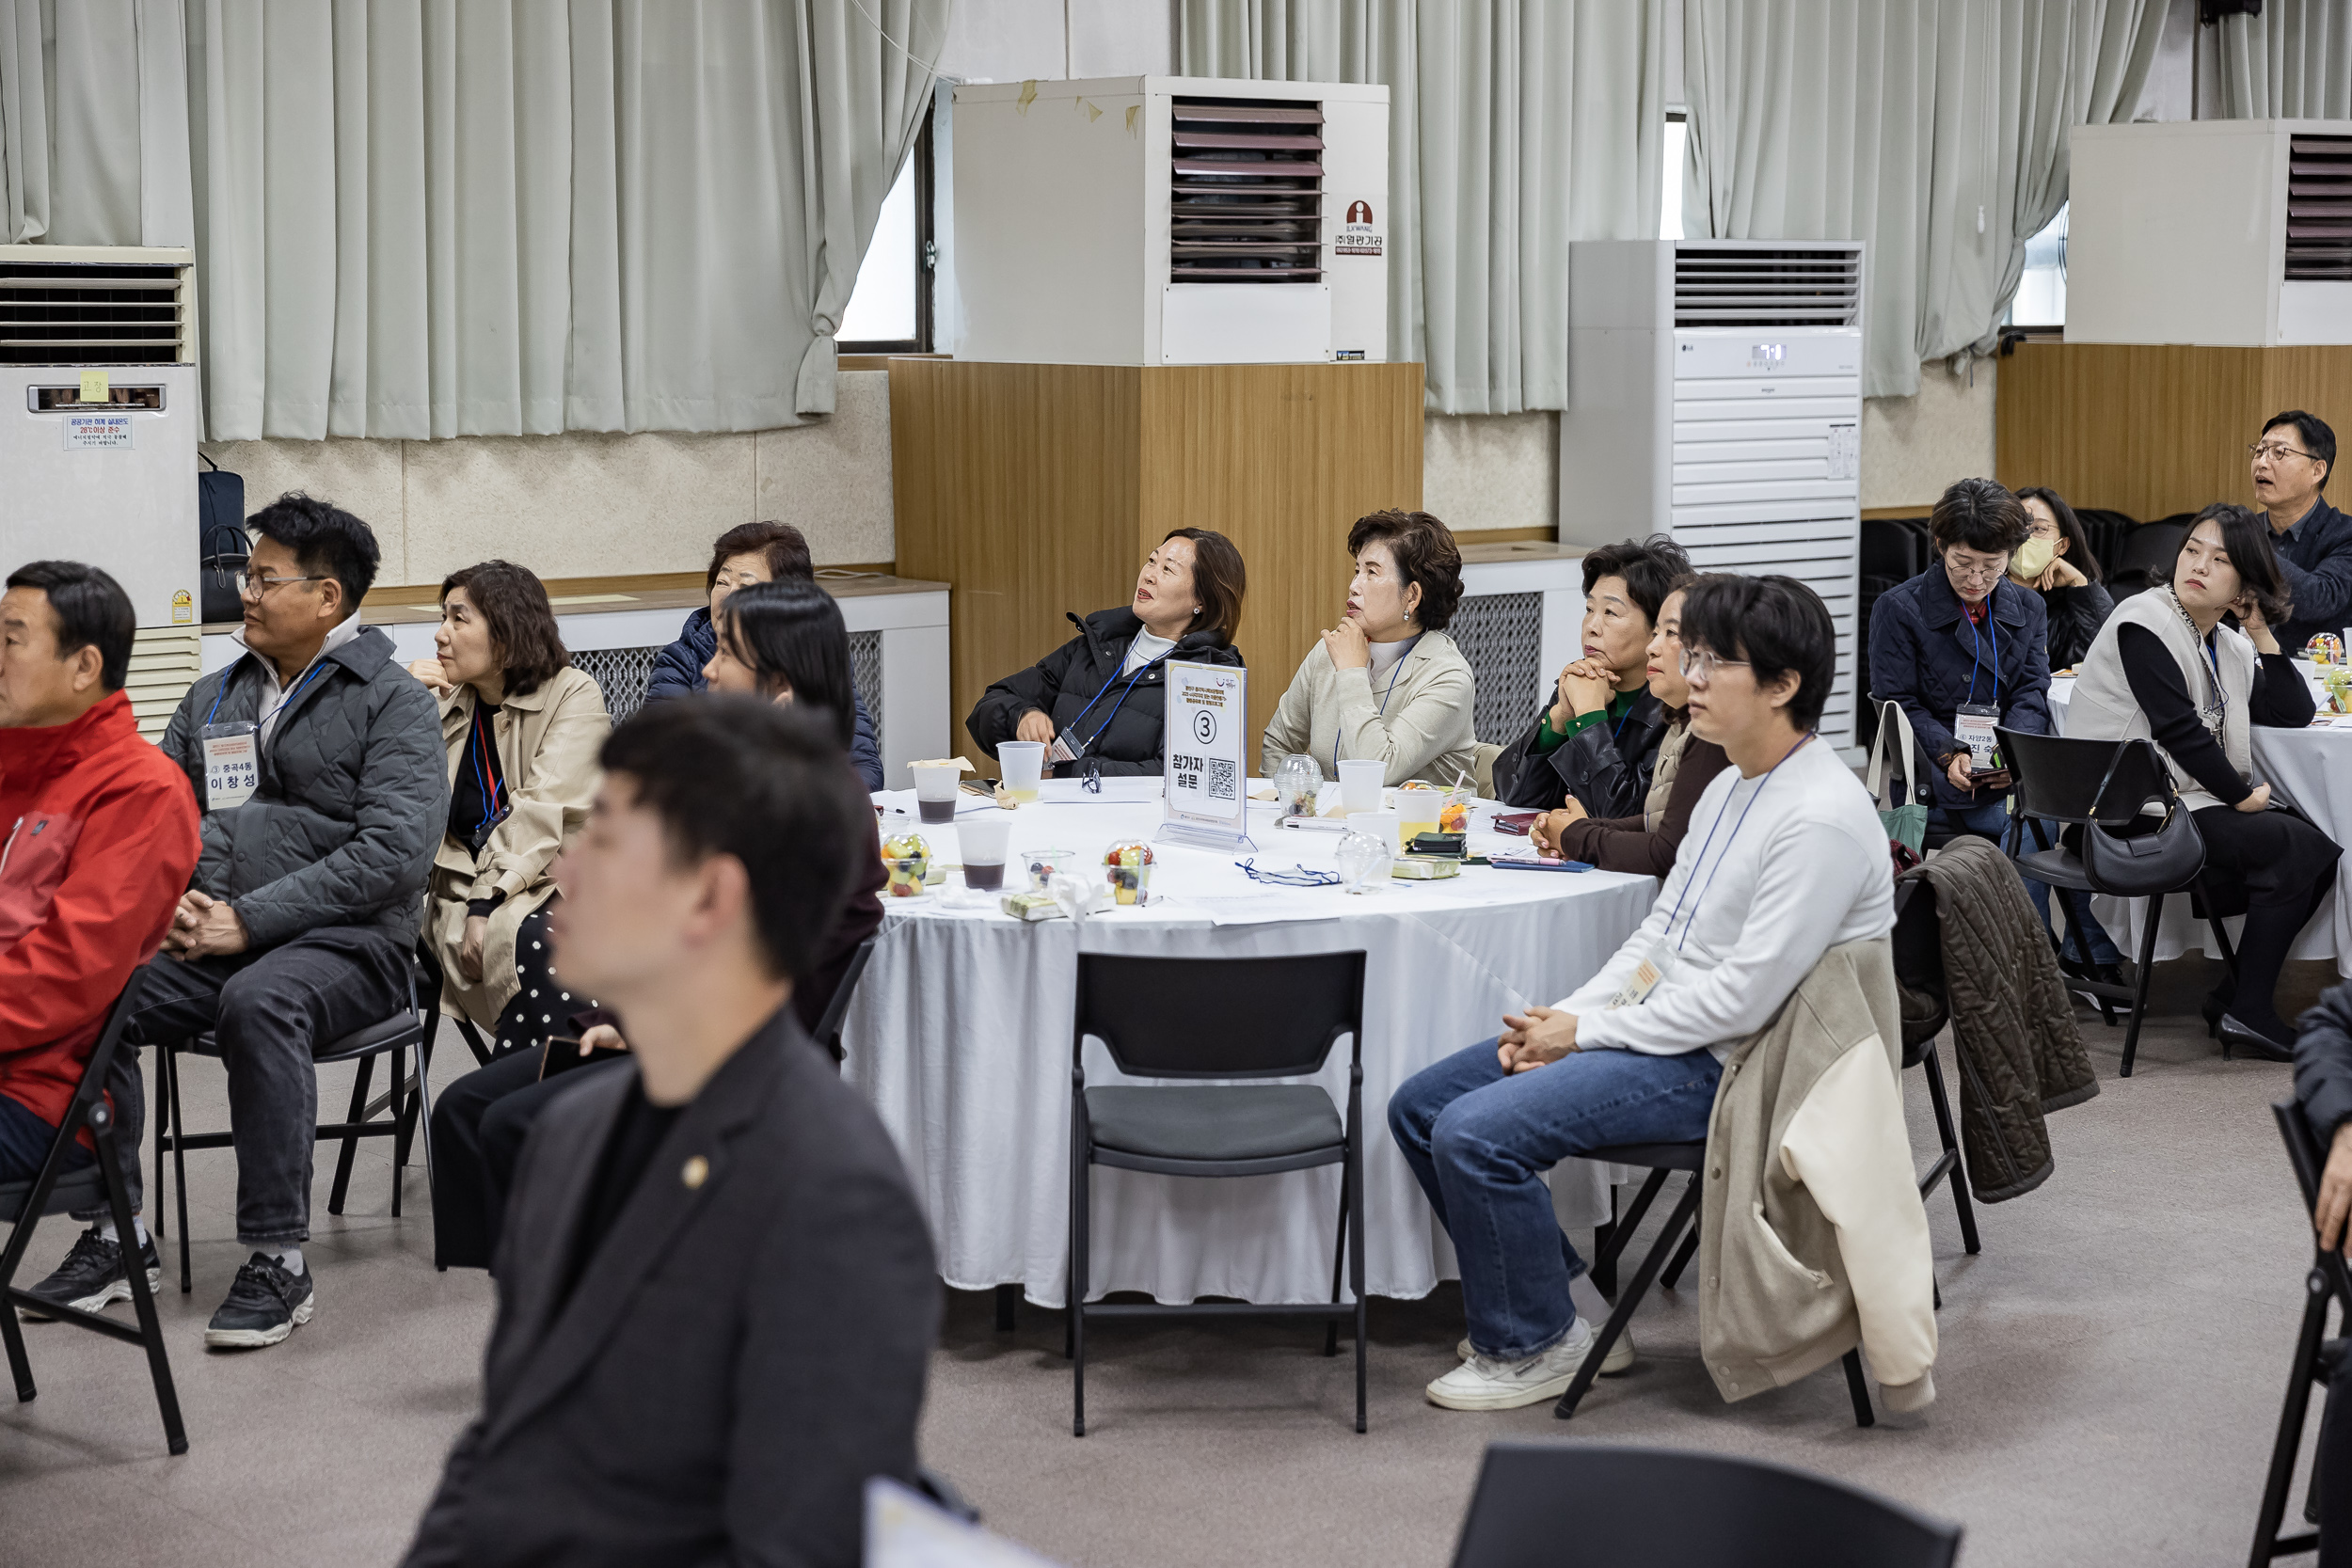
[2080,737,2206,896]
[198,453,248,624]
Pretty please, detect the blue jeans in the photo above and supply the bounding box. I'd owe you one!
[1388,1039,1722,1360]
[0,1090,91,1182]
[1934,797,2122,967]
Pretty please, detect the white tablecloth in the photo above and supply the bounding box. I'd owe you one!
[840,783,1658,1307]
[2049,673,2348,974]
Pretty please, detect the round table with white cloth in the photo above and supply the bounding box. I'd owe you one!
[2048,667,2348,975]
[839,779,1658,1308]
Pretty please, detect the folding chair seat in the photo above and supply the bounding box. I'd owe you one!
[1,973,186,1454]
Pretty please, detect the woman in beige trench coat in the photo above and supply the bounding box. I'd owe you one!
[406,561,611,1043]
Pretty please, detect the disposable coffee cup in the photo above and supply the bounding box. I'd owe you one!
[913,763,961,825]
[1338,758,1385,814]
[1359,808,1405,856]
[960,816,1013,892]
[997,741,1046,802]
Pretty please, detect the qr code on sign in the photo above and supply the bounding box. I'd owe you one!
[1208,758,1236,801]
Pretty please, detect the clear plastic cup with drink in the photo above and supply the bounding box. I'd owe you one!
[959,816,1012,892]
[997,741,1046,803]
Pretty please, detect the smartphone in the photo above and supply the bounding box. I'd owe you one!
[1491,812,1540,836]
[539,1035,628,1081]
[1489,855,1591,873]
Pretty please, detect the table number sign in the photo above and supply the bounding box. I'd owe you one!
[1158,659,1256,852]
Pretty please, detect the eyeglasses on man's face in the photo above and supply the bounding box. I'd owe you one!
[234,570,330,601]
[2249,440,2314,465]
[1677,647,1751,686]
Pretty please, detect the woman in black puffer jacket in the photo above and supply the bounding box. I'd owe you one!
[966,529,1248,777]
[2014,487,2115,671]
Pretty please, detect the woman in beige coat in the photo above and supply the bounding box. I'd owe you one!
[406,561,612,1045]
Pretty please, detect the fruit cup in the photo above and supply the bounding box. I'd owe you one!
[1104,840,1155,907]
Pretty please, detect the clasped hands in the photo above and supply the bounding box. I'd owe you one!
[1550,657,1618,728]
[1498,1006,1581,1074]
[163,890,249,960]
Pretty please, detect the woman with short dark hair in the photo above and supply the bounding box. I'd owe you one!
[2069,504,2341,1058]
[2012,486,2114,670]
[1494,534,1692,815]
[1261,508,1477,785]
[644,520,882,788]
[405,560,612,1054]
[968,529,1249,778]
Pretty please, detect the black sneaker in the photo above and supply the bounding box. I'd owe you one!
[17,1227,161,1321]
[204,1253,314,1349]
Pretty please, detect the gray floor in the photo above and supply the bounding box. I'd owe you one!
[0,955,2338,1567]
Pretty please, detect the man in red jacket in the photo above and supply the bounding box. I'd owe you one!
[0,562,200,1309]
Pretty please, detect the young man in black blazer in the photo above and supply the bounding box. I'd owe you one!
[404,697,938,1568]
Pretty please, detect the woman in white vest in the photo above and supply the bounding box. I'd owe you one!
[2068,505,2339,1059]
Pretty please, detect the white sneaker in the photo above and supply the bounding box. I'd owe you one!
[1458,1322,1633,1374]
[1427,1317,1602,1411]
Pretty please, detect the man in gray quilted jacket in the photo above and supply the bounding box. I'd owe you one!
[21,494,446,1350]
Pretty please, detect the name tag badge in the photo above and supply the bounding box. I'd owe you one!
[1608,942,1677,1009]
[200,721,260,811]
[1045,733,1080,767]
[1953,704,2001,770]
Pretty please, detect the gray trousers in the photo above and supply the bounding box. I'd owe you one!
[102,928,414,1247]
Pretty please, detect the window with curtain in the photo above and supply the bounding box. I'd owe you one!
[2007,201,2067,327]
[839,116,935,354]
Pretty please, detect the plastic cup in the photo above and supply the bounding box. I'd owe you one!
[1025,847,1077,892]
[1358,808,1405,856]
[959,816,1012,891]
[913,764,961,825]
[1397,782,1443,843]
[1338,758,1386,814]
[997,741,1046,802]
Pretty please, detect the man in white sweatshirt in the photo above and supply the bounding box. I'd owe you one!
[1389,574,1896,1411]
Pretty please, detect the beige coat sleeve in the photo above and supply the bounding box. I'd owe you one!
[1778,1036,1940,1408]
[1334,657,1478,785]
[468,674,612,904]
[1261,650,1319,778]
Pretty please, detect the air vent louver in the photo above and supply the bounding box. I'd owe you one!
[1674,245,1863,328]
[0,259,189,365]
[1169,96,1325,283]
[2286,135,2352,282]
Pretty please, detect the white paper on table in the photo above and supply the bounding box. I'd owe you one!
[1039,777,1164,803]
[866,1478,1065,1568]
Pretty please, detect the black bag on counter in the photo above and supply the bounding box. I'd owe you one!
[199,453,248,624]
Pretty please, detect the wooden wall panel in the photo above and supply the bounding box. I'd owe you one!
[1140,361,1426,745]
[890,361,1140,763]
[1996,342,2352,521]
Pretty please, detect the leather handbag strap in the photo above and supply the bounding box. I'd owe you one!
[2087,736,2176,830]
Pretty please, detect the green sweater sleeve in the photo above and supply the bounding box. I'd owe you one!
[1533,691,1626,755]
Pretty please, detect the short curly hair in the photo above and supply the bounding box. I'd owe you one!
[1346,509,1464,632]
[1930,478,2030,559]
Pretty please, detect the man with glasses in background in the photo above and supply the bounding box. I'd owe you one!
[22,494,445,1352]
[2251,411,2351,656]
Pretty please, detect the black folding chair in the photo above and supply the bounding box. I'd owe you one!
[2251,1099,2352,1566]
[1067,950,1368,1435]
[151,950,441,1291]
[1451,1442,1962,1568]
[2,973,186,1454]
[2000,727,2238,1076]
[1551,1140,1875,1428]
[2106,517,2191,601]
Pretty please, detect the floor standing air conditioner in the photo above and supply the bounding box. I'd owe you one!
[1560,240,1866,751]
[949,76,1390,365]
[0,245,203,738]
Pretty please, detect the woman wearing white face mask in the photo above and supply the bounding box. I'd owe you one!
[2012,487,2115,671]
[1261,509,1478,786]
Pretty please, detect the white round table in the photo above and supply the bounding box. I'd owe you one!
[840,780,1658,1307]
[2049,671,2349,974]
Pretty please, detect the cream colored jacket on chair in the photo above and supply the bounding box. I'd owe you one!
[1696,933,1940,1413]
[427,667,612,1028]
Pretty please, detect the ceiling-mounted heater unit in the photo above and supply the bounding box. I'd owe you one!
[1560,240,1866,751]
[0,245,204,739]
[2068,120,2352,345]
[949,76,1389,365]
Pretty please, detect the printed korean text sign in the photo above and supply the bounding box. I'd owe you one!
[1164,660,1247,836]
[62,414,133,451]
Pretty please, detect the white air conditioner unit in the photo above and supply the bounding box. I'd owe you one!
[1559,239,1866,751]
[949,76,1389,365]
[2068,120,2352,347]
[0,245,204,737]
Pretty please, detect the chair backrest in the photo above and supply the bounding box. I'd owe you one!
[813,935,878,1063]
[1998,728,2173,827]
[1073,951,1365,1081]
[1472,742,1503,800]
[0,968,147,1222]
[1890,878,1948,1062]
[1450,1442,1962,1568]
[2107,518,2190,598]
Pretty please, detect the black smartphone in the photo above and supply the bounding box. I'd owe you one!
[539,1035,628,1081]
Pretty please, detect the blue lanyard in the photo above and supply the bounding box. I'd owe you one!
[1336,639,1417,774]
[1063,649,1169,759]
[1661,733,1813,953]
[1964,599,2000,707]
[205,654,329,729]
[468,705,507,836]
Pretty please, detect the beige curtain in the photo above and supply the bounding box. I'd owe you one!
[2210,0,2352,120]
[0,0,193,247]
[1684,0,2165,400]
[1180,0,1664,416]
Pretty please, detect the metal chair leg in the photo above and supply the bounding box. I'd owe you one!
[2251,1269,2332,1568]
[1557,1176,1701,1420]
[1922,1041,1980,1254]
[1661,1226,1700,1291]
[164,1045,191,1293]
[1324,1162,1349,1358]
[2121,892,2165,1078]
[0,1269,32,1402]
[1843,1348,1875,1428]
[1351,1137,1367,1435]
[993,1283,1019,1332]
[1071,1147,1090,1437]
[387,1046,407,1218]
[326,1054,373,1215]
[94,1108,186,1454]
[2060,886,2117,1027]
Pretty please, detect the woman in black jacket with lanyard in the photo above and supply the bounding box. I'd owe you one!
[967,529,1248,777]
